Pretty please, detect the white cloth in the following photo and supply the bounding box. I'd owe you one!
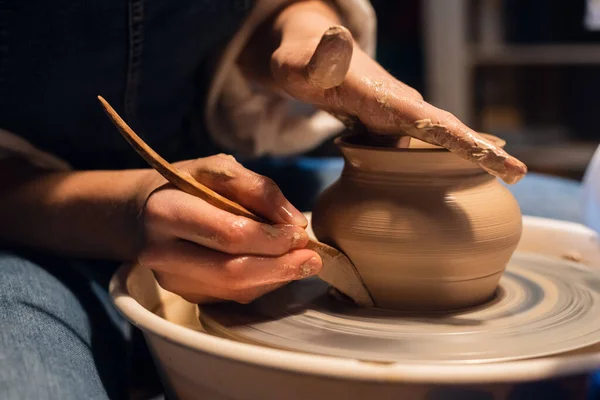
[0,0,376,171]
[585,0,600,30]
[205,0,376,157]
[582,144,600,232]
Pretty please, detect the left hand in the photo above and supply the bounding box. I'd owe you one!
[239,1,526,184]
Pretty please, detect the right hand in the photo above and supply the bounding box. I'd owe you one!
[133,153,322,304]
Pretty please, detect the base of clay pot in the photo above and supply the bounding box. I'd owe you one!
[360,270,504,312]
[327,274,502,313]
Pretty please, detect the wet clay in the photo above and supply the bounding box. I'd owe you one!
[312,134,524,311]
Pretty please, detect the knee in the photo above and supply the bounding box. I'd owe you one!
[0,252,114,399]
[0,251,91,344]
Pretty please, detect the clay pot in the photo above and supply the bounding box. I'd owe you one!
[312,134,523,311]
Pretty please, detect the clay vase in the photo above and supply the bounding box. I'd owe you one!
[312,134,523,311]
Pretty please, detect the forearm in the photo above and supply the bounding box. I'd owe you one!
[0,158,148,261]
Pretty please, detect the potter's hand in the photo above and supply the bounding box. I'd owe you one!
[243,1,527,184]
[134,154,322,304]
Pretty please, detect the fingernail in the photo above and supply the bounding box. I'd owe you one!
[260,224,284,238]
[262,224,308,248]
[278,206,308,227]
[299,256,322,278]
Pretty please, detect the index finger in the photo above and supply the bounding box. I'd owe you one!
[403,103,527,184]
[331,64,528,184]
[182,154,308,227]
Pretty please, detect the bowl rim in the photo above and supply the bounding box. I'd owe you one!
[109,216,600,385]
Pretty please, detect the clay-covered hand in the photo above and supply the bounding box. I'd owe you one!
[133,154,322,304]
[251,1,527,184]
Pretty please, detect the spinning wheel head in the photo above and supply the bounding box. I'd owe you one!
[200,252,600,364]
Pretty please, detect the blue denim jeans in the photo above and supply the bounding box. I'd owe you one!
[0,253,128,399]
[1,167,598,400]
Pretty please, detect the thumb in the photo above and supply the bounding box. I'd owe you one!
[305,25,354,89]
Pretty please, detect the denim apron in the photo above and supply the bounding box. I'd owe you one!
[0,0,253,170]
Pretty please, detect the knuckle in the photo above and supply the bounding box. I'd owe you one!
[221,218,250,251]
[249,175,279,197]
[188,155,242,183]
[215,153,238,163]
[412,99,425,111]
[441,110,457,122]
[230,290,257,304]
[204,153,239,168]
[270,49,294,82]
[221,257,249,289]
[407,87,424,101]
[142,192,171,225]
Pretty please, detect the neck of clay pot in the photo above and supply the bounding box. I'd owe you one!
[339,144,493,186]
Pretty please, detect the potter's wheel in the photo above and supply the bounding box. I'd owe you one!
[200,251,600,364]
[111,216,600,399]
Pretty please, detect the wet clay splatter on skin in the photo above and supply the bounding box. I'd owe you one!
[192,154,239,181]
[195,165,236,181]
[401,119,527,184]
[299,257,319,277]
[300,264,313,278]
[260,225,307,248]
[260,224,283,238]
[371,79,388,106]
[292,232,304,247]
[357,78,412,148]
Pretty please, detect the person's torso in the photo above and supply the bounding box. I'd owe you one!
[0,0,252,169]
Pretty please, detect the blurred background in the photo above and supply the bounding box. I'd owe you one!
[256,0,600,211]
[353,0,600,180]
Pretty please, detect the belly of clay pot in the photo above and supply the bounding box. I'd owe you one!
[312,173,523,311]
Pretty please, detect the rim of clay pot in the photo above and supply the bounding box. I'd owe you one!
[110,216,600,385]
[336,133,506,152]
